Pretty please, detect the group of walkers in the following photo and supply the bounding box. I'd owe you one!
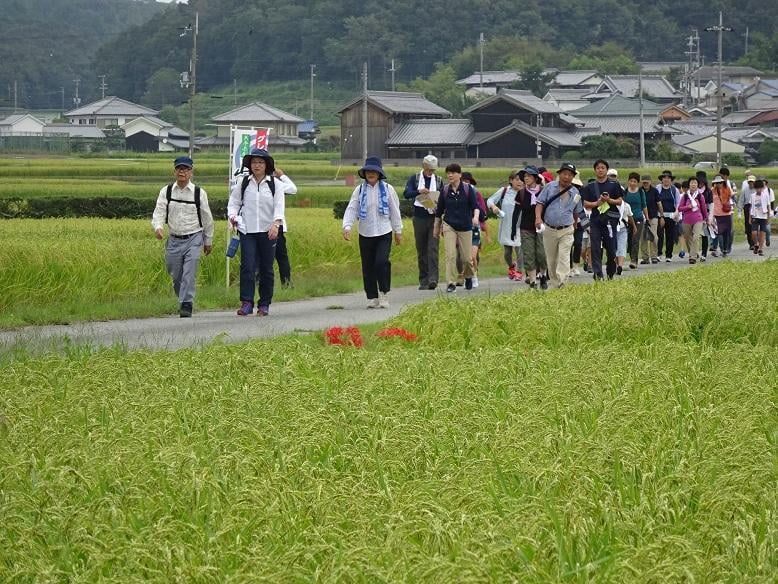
[152,151,774,317]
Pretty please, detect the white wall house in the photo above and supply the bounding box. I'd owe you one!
[65,96,159,128]
[0,113,46,135]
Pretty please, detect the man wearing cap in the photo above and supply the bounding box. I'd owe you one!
[738,174,756,249]
[151,156,214,318]
[535,162,583,289]
[404,155,442,289]
[655,170,679,262]
[227,148,293,316]
[580,159,624,280]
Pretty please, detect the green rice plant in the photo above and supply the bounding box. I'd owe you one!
[0,264,775,580]
[0,210,509,327]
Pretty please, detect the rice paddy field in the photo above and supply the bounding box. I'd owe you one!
[0,261,776,581]
[2,154,777,210]
[0,212,512,328]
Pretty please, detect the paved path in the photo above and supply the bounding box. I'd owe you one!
[0,246,771,354]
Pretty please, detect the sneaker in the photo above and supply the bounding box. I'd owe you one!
[616,266,623,275]
[446,284,456,293]
[665,257,672,263]
[456,281,464,287]
[257,304,269,316]
[629,263,637,270]
[529,281,537,289]
[699,256,706,263]
[428,281,438,290]
[711,250,719,257]
[515,271,524,282]
[651,257,660,264]
[539,277,548,290]
[179,301,192,318]
[571,267,581,277]
[640,259,650,265]
[507,264,517,280]
[378,292,389,308]
[418,283,427,290]
[758,249,764,256]
[679,251,686,258]
[472,275,479,288]
[465,278,473,290]
[367,297,380,309]
[237,301,253,316]
[689,258,696,264]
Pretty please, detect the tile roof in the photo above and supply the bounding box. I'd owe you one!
[580,116,672,135]
[720,110,761,125]
[212,102,304,124]
[597,75,679,100]
[456,70,521,86]
[65,96,158,117]
[386,119,473,146]
[0,113,45,126]
[552,70,601,87]
[694,66,762,80]
[464,89,566,116]
[338,91,451,116]
[572,95,665,116]
[469,120,584,148]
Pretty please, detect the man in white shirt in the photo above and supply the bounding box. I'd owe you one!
[151,156,214,317]
[403,155,441,290]
[227,148,292,316]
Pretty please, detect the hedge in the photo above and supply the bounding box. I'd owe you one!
[0,198,229,220]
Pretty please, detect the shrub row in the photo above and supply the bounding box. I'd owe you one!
[0,197,229,220]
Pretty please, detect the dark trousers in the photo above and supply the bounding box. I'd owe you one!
[590,218,618,279]
[412,214,439,285]
[657,217,677,258]
[359,232,392,299]
[240,232,276,307]
[743,204,754,248]
[627,220,644,264]
[274,228,291,285]
[715,215,733,254]
[571,224,584,266]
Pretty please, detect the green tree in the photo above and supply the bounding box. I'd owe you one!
[141,68,186,110]
[568,43,639,74]
[511,62,554,98]
[757,139,778,165]
[400,65,476,117]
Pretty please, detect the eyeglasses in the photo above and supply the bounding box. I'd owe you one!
[175,166,192,171]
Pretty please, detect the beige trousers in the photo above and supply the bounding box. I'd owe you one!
[442,222,474,284]
[682,222,703,258]
[542,226,575,288]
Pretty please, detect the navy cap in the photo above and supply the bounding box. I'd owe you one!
[557,162,577,175]
[174,156,193,168]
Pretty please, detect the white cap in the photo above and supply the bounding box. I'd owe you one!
[607,168,618,177]
[422,154,438,169]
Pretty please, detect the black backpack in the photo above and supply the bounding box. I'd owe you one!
[165,183,202,228]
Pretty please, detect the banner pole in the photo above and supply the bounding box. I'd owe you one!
[226,125,234,290]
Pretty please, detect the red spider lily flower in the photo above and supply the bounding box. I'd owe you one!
[375,327,418,342]
[325,326,364,347]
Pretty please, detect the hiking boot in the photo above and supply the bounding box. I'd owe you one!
[257,304,269,316]
[616,266,623,275]
[237,301,253,316]
[418,283,428,290]
[179,302,192,318]
[472,275,479,288]
[529,281,537,290]
[629,263,637,269]
[366,298,380,309]
[465,278,473,290]
[428,281,438,290]
[640,259,650,265]
[446,284,456,293]
[539,277,548,290]
[679,251,686,258]
[378,292,389,308]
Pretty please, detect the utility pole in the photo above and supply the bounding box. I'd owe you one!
[535,112,542,164]
[72,77,81,109]
[13,80,17,112]
[186,11,199,159]
[309,64,316,120]
[233,79,237,105]
[744,27,749,55]
[98,75,107,99]
[706,12,733,168]
[479,33,485,93]
[639,71,645,167]
[362,62,368,161]
[60,87,65,112]
[389,59,397,91]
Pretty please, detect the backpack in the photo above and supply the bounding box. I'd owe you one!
[165,183,201,228]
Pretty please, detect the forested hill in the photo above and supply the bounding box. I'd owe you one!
[0,0,163,109]
[94,0,778,102]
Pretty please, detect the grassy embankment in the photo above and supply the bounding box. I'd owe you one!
[0,261,775,581]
